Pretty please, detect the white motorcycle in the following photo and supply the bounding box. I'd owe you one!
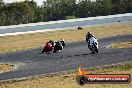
[87,37,98,54]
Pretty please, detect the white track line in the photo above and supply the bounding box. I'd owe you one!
[0,27,73,37]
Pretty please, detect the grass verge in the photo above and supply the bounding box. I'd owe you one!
[0,22,132,54]
[0,62,132,88]
[111,41,132,48]
[0,64,14,73]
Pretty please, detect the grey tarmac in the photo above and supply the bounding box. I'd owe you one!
[0,35,132,81]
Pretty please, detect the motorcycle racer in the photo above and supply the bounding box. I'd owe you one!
[60,39,65,48]
[86,32,98,54]
[48,40,55,47]
[86,32,96,42]
[42,42,53,53]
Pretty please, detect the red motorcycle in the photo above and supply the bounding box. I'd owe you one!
[42,42,53,54]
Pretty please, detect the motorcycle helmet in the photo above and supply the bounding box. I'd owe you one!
[87,32,92,35]
[61,39,65,41]
[49,40,52,43]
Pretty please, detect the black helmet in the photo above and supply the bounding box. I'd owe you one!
[49,40,52,42]
[61,39,64,41]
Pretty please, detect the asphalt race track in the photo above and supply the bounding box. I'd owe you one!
[0,35,132,81]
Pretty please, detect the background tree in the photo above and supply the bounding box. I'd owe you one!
[0,0,131,26]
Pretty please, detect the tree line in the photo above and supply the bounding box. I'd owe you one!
[0,0,131,26]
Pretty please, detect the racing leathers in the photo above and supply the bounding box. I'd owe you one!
[86,34,98,51]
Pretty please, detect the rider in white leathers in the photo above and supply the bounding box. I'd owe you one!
[86,32,98,52]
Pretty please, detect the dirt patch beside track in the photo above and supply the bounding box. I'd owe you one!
[111,41,132,48]
[0,64,14,73]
